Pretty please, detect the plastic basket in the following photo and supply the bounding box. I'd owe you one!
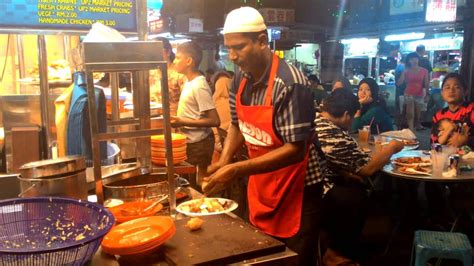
[0,197,115,266]
[85,142,120,167]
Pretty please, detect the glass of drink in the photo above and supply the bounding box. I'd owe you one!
[373,135,386,152]
[431,151,448,177]
[358,125,371,144]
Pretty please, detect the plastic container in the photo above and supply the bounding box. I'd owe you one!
[0,197,115,265]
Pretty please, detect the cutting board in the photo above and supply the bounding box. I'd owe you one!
[163,215,286,265]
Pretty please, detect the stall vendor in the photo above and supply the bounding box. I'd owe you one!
[203,7,324,265]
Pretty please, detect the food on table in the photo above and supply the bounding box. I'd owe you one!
[399,165,431,175]
[402,139,419,146]
[392,156,431,167]
[186,217,204,231]
[180,198,230,214]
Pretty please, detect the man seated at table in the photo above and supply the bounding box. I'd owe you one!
[431,73,474,148]
[314,89,404,265]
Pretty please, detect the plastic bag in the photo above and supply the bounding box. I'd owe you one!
[83,22,127,42]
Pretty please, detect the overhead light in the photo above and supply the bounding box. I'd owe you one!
[384,32,425,42]
[340,38,379,45]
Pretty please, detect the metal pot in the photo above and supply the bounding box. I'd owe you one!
[18,156,87,200]
[103,172,183,202]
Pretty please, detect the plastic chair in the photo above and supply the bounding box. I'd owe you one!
[411,230,472,266]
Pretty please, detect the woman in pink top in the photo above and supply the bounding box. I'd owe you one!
[397,52,429,131]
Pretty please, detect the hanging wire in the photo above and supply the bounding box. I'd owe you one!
[0,34,11,83]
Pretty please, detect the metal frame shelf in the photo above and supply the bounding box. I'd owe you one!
[80,41,177,211]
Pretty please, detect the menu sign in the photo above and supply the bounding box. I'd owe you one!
[0,0,137,33]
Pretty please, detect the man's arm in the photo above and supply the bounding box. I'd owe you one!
[358,140,404,177]
[171,109,220,128]
[207,124,245,174]
[204,141,306,195]
[396,71,406,86]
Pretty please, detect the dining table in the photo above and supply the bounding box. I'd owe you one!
[382,150,474,182]
[381,149,474,234]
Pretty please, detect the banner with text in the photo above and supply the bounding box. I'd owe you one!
[426,0,457,22]
[0,0,137,33]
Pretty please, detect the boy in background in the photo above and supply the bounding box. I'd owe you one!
[171,41,220,187]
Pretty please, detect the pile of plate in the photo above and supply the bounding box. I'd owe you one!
[101,216,176,255]
[151,133,187,165]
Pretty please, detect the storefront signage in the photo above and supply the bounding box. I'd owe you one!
[389,0,424,15]
[280,30,314,42]
[0,0,137,33]
[258,8,295,24]
[402,37,463,52]
[426,0,457,22]
[189,18,203,33]
[341,38,379,57]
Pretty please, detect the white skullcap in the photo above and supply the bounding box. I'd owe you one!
[223,6,267,34]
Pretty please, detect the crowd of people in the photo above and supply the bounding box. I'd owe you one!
[154,6,473,266]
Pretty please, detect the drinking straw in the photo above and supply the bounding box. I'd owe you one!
[369,117,375,128]
[376,124,380,135]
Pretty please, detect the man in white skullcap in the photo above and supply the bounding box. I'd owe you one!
[203,6,322,265]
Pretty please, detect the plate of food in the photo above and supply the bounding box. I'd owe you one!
[392,156,432,167]
[176,197,238,216]
[397,165,431,176]
[401,139,419,146]
[401,139,420,150]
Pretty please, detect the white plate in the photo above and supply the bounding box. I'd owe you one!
[176,198,238,217]
[403,144,419,151]
[397,167,432,176]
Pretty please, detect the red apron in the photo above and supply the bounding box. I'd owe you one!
[236,54,309,238]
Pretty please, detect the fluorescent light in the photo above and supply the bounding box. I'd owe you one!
[340,38,379,45]
[384,32,425,42]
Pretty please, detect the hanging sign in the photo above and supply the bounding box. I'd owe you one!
[0,0,137,33]
[426,0,457,22]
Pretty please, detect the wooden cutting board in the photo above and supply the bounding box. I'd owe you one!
[163,214,286,265]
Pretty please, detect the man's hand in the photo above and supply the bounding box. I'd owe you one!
[207,161,224,176]
[170,116,183,128]
[448,124,470,147]
[386,140,404,153]
[202,164,238,196]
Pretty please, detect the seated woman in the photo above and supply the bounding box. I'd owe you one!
[431,73,474,148]
[314,89,404,265]
[351,78,394,134]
